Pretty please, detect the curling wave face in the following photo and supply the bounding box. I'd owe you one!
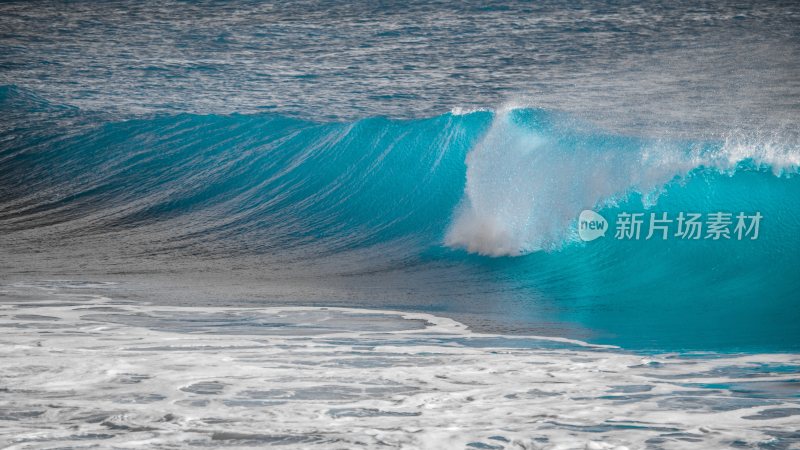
[1,85,799,351]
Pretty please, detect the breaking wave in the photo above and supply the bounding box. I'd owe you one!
[2,85,799,351]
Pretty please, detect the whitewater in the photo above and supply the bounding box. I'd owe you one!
[2,281,799,450]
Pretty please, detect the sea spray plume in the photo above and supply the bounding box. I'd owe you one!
[443,108,800,257]
[447,108,673,256]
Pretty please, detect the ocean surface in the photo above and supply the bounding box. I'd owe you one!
[1,1,799,448]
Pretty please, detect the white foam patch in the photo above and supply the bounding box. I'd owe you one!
[450,106,494,116]
[1,282,798,449]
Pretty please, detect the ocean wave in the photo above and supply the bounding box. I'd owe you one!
[2,86,797,258]
[2,86,800,351]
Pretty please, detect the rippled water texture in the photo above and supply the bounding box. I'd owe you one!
[1,0,798,137]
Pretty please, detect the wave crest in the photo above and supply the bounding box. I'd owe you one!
[445,109,799,256]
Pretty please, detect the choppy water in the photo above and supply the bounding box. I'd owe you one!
[1,0,799,137]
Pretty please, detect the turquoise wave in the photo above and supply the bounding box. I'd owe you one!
[1,85,799,351]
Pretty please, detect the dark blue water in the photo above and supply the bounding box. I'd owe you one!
[1,0,799,352]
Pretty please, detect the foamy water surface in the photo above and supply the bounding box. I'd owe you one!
[1,281,798,449]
